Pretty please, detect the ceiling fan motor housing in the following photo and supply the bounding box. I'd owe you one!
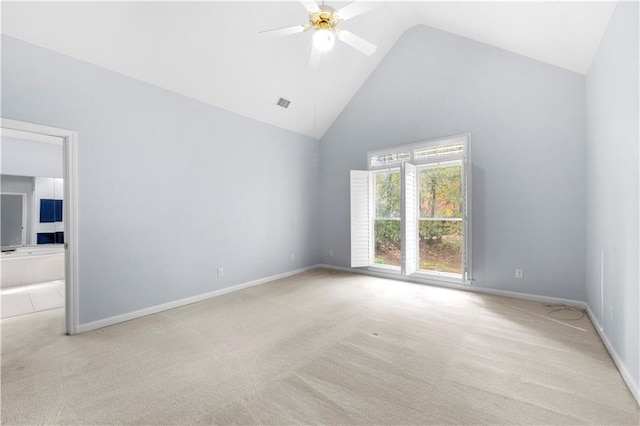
[310,6,339,30]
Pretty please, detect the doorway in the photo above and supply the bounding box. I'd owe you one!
[1,119,78,334]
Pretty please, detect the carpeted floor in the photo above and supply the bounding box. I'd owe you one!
[1,269,638,424]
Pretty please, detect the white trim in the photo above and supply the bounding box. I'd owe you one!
[600,249,604,330]
[585,304,640,406]
[368,264,401,274]
[402,162,418,275]
[320,264,584,308]
[1,127,63,145]
[1,118,79,335]
[412,270,465,283]
[463,136,472,280]
[367,133,470,170]
[64,131,79,335]
[77,265,318,334]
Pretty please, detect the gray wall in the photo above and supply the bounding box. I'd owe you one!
[585,1,639,396]
[2,35,320,325]
[1,136,64,178]
[319,25,587,301]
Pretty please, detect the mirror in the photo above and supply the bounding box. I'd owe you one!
[1,193,26,246]
[1,131,64,249]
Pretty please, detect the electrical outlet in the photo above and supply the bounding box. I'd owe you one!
[515,269,524,279]
[329,249,334,257]
[290,254,295,261]
[217,267,224,277]
[609,304,614,321]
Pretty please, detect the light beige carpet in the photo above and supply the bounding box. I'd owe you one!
[1,269,638,425]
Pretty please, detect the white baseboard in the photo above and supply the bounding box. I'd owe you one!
[584,304,640,406]
[318,264,585,308]
[77,265,318,334]
[77,264,582,333]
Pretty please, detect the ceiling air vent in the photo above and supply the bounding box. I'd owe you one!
[276,97,291,109]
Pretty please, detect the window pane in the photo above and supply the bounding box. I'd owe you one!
[419,220,462,274]
[370,151,410,167]
[374,220,401,267]
[419,165,462,219]
[375,171,400,219]
[374,170,401,267]
[413,144,464,160]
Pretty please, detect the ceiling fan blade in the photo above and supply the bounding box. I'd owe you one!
[336,1,382,21]
[300,0,320,14]
[338,29,377,56]
[309,46,322,69]
[259,24,308,38]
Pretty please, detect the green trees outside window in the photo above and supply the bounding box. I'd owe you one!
[418,164,463,273]
[374,171,401,266]
[373,164,463,273]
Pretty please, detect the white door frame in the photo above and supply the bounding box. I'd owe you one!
[1,118,79,335]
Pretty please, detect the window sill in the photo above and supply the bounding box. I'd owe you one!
[410,271,471,286]
[368,265,401,275]
[365,266,472,286]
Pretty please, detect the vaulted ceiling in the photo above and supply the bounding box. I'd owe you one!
[1,1,617,139]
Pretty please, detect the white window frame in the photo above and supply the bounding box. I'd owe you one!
[351,133,472,285]
[370,167,402,273]
[368,134,469,170]
[413,158,467,281]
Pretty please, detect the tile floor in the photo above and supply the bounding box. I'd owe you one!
[1,280,64,319]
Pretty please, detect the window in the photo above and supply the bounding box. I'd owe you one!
[370,151,411,167]
[373,169,401,268]
[418,162,463,275]
[351,134,471,283]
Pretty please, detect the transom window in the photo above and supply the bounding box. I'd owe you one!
[351,134,471,283]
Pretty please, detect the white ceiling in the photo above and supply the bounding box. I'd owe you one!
[1,1,617,139]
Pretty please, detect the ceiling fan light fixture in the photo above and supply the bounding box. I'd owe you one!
[260,1,380,60]
[313,29,336,52]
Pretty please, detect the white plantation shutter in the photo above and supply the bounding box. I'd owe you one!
[402,163,418,275]
[350,170,371,267]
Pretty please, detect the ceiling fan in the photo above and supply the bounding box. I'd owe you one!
[260,0,382,68]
